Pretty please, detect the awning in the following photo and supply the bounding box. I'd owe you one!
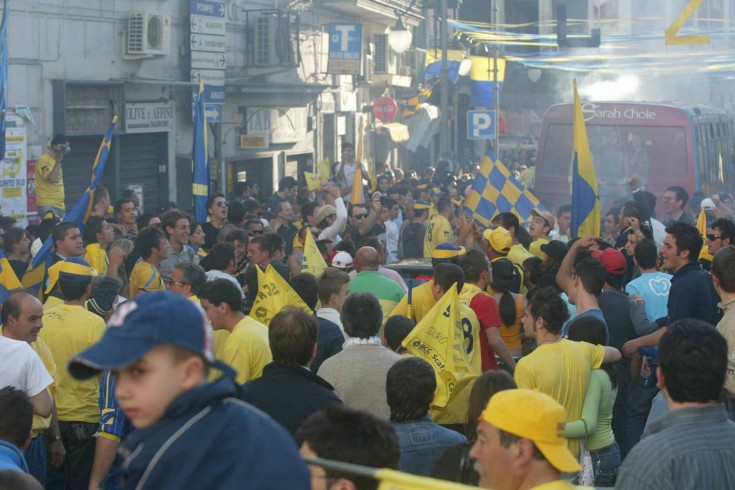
[381,123,410,143]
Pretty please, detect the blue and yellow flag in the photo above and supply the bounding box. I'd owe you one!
[0,250,22,302]
[23,118,116,295]
[570,80,601,237]
[402,284,480,409]
[469,56,505,107]
[192,80,209,223]
[0,0,8,159]
[301,230,327,277]
[249,265,310,326]
[424,49,464,84]
[463,150,544,228]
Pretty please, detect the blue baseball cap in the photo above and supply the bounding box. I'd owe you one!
[68,291,216,380]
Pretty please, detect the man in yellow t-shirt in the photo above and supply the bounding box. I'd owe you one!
[528,209,555,259]
[129,227,167,298]
[38,259,105,486]
[423,197,455,258]
[199,279,271,384]
[514,287,620,457]
[1,291,62,483]
[390,243,466,323]
[35,134,70,219]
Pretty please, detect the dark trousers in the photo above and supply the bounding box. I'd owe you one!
[46,421,98,490]
[25,435,47,487]
[625,377,659,457]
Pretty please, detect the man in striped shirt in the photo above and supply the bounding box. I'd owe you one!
[617,319,735,489]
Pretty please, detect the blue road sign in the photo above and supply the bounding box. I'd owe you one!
[327,23,362,74]
[467,110,496,140]
[205,103,221,123]
[190,0,225,18]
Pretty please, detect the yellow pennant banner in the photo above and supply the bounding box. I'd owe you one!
[301,230,327,277]
[376,468,479,490]
[317,158,331,183]
[249,265,310,326]
[401,284,480,409]
[304,171,322,192]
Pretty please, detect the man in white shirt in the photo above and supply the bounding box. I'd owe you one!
[334,143,368,202]
[205,243,245,299]
[0,335,52,419]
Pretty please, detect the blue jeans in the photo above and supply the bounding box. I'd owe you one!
[591,441,621,487]
[37,205,65,219]
[642,391,669,439]
[24,435,47,487]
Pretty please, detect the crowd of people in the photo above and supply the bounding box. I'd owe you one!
[1,138,735,489]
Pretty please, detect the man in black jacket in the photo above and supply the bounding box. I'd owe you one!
[241,307,342,437]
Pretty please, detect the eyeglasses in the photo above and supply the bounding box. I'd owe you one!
[352,213,367,219]
[166,280,188,287]
[250,229,264,236]
[215,201,228,208]
[707,234,722,241]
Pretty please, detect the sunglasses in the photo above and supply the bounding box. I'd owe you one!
[352,213,368,219]
[166,280,188,287]
[215,201,228,208]
[250,229,264,236]
[707,234,722,241]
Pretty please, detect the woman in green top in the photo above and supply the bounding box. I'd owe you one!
[565,316,620,486]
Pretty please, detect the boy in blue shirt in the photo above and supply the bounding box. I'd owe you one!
[69,292,309,490]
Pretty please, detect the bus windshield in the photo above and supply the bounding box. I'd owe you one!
[538,124,688,186]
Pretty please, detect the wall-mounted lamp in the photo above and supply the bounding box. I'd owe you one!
[388,17,412,54]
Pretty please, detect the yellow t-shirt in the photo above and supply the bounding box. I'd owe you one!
[39,304,106,423]
[129,261,165,298]
[43,295,64,312]
[83,243,108,276]
[507,243,534,268]
[35,153,65,210]
[529,237,549,260]
[221,316,271,384]
[423,214,454,258]
[390,280,437,323]
[514,339,604,457]
[429,303,482,425]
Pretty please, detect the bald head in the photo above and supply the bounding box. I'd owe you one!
[355,246,380,271]
[1,291,44,343]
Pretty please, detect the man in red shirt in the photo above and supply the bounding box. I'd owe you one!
[459,250,516,372]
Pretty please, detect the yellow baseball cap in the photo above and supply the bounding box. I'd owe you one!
[483,227,512,253]
[480,389,581,473]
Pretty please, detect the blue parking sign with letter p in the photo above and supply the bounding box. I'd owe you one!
[467,110,496,140]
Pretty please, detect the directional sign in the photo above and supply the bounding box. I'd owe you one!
[205,104,221,123]
[190,33,226,53]
[327,23,362,75]
[191,15,226,36]
[191,69,225,85]
[190,0,225,18]
[191,52,226,70]
[467,110,496,140]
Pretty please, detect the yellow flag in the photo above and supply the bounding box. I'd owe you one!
[401,284,480,408]
[696,207,707,235]
[375,469,478,490]
[304,171,321,192]
[301,230,328,277]
[249,265,310,326]
[351,164,363,204]
[317,158,331,182]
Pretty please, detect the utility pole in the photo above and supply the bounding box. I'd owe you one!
[492,0,499,155]
[439,0,449,160]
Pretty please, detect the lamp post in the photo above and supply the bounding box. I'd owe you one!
[439,0,449,160]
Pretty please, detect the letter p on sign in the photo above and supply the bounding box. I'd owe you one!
[467,110,496,140]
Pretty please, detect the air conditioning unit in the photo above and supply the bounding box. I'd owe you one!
[373,34,391,74]
[355,43,374,84]
[127,11,171,56]
[254,15,279,65]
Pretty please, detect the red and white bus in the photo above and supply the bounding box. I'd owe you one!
[535,101,735,214]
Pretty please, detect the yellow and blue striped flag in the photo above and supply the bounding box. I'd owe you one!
[23,118,116,294]
[0,250,22,302]
[570,80,601,237]
[463,150,544,228]
[424,49,464,83]
[192,80,209,223]
[469,56,505,108]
